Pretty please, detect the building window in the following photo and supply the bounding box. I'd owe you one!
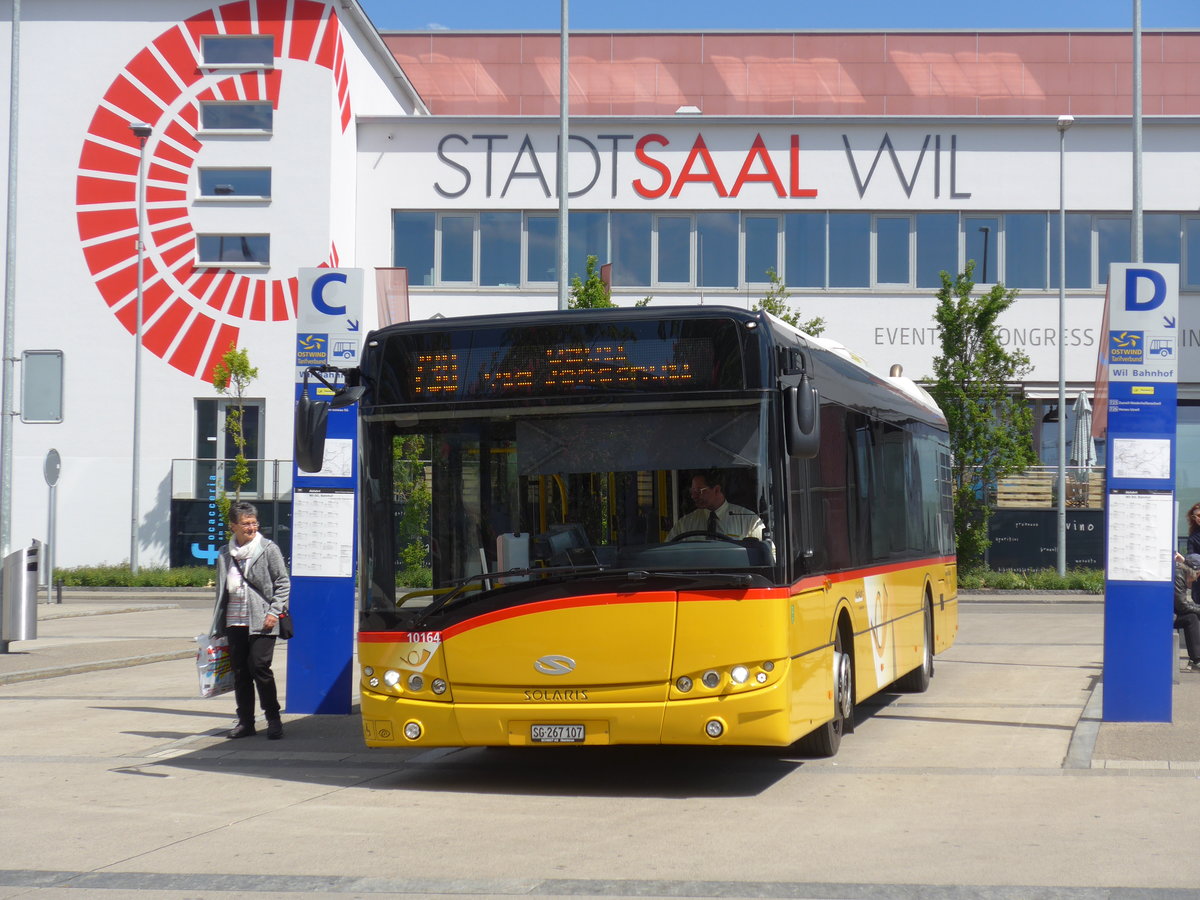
[1096,216,1132,285]
[385,208,1200,294]
[569,212,609,282]
[1145,214,1181,267]
[201,35,275,67]
[744,216,779,284]
[439,215,475,283]
[915,213,958,289]
[656,216,691,284]
[197,234,270,265]
[198,168,271,199]
[393,212,435,286]
[784,212,825,288]
[1185,219,1200,290]
[1004,213,1048,290]
[1050,213,1092,290]
[697,212,738,288]
[828,213,870,288]
[874,216,911,286]
[480,211,521,287]
[527,216,557,283]
[964,216,1000,284]
[199,101,273,131]
[611,212,651,287]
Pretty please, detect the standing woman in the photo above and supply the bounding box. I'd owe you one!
[1188,503,1200,557]
[209,500,291,739]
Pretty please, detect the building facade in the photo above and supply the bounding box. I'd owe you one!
[2,1,1198,566]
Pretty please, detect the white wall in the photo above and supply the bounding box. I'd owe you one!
[3,0,404,566]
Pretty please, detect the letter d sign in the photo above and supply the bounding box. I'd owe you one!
[1125,268,1167,311]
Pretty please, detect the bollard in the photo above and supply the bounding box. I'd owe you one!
[1,540,42,653]
[55,578,63,605]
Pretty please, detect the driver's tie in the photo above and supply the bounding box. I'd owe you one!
[707,510,718,536]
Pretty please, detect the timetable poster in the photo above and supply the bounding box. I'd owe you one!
[291,488,355,578]
[1106,490,1174,582]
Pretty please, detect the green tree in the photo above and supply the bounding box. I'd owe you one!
[211,344,259,526]
[754,267,825,335]
[929,262,1037,567]
[568,255,616,308]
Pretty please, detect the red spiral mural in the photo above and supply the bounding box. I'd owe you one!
[75,0,352,382]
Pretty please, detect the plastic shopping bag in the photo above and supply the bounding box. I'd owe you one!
[196,633,233,699]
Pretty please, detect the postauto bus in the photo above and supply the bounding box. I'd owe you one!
[296,305,957,756]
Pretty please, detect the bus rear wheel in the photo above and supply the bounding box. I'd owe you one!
[796,626,853,758]
[894,599,933,693]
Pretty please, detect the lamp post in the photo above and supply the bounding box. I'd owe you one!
[129,121,151,573]
[556,0,569,310]
[1056,114,1074,577]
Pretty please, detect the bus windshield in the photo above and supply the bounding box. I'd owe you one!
[361,400,779,618]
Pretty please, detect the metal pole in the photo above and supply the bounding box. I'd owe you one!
[129,123,151,573]
[1132,0,1143,263]
[1057,115,1073,577]
[557,0,569,310]
[1,0,21,560]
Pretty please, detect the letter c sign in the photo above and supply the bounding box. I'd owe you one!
[312,271,348,316]
[1124,268,1167,312]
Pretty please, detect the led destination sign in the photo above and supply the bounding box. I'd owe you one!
[384,319,746,402]
[411,343,704,396]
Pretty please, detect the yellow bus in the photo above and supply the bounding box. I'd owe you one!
[302,306,957,755]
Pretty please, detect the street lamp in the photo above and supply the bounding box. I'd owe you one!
[1056,114,1074,577]
[129,121,151,574]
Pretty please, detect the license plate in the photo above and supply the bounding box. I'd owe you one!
[531,724,585,743]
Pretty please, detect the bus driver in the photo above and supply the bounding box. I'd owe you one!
[667,472,765,541]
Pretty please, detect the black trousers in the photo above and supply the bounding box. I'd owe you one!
[1176,612,1200,663]
[225,626,280,724]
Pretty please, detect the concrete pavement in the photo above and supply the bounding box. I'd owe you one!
[2,590,1200,898]
[2,589,1199,768]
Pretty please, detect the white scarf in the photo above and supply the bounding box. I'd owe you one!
[227,532,264,599]
[229,531,264,562]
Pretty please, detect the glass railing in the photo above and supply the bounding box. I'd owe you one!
[170,458,294,501]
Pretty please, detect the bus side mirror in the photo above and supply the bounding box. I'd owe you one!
[294,368,365,473]
[295,392,329,473]
[786,375,820,459]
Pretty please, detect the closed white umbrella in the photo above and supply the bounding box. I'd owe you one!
[1071,392,1096,470]
[1069,393,1096,508]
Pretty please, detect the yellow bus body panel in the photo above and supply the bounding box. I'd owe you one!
[358,559,957,749]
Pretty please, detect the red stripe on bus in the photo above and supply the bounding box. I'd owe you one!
[359,555,956,643]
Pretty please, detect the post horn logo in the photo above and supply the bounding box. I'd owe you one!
[534,655,576,676]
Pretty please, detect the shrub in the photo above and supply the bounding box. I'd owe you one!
[54,566,214,587]
[958,567,1103,593]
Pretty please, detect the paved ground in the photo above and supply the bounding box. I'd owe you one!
[1,589,1199,899]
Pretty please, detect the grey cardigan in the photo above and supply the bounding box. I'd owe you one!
[209,537,291,637]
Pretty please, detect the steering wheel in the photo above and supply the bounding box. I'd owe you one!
[668,530,743,545]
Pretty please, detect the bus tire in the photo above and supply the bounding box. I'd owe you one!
[796,623,853,757]
[894,598,934,693]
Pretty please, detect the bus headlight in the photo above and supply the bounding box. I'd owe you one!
[702,670,721,689]
[431,678,447,695]
[407,674,424,692]
[756,672,768,684]
[383,670,401,687]
[368,677,379,688]
[676,675,693,693]
[362,666,374,677]
[705,719,725,738]
[730,665,749,684]
[403,721,422,740]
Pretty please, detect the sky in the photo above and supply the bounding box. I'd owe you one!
[358,0,1200,32]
